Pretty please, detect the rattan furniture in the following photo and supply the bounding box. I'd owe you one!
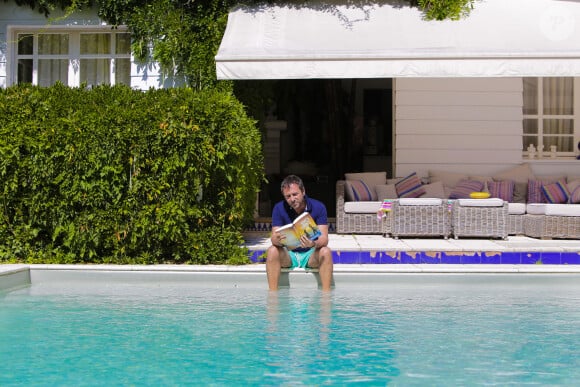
[391,198,450,239]
[452,198,508,239]
[508,214,525,235]
[507,203,526,235]
[524,204,580,239]
[336,180,391,235]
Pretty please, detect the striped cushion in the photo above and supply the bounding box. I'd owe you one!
[528,178,566,203]
[542,181,570,204]
[527,179,545,203]
[449,179,484,199]
[488,180,515,202]
[571,186,580,204]
[345,180,373,201]
[395,172,426,198]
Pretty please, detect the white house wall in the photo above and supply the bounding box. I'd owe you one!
[0,31,6,88]
[0,2,168,90]
[394,77,526,178]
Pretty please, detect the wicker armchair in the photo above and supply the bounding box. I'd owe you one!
[391,198,451,239]
[452,199,508,239]
[336,180,391,235]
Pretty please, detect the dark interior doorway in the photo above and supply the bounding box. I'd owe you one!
[235,79,393,218]
[363,89,393,174]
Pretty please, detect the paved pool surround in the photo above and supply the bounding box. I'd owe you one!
[2,233,580,291]
[4,264,580,292]
[244,233,580,265]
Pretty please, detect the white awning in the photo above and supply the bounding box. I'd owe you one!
[215,0,580,79]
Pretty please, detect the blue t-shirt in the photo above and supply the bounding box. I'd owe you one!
[272,196,328,252]
[272,195,328,227]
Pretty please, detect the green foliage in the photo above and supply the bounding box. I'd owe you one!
[97,0,234,90]
[415,0,475,20]
[0,84,263,264]
[10,0,476,88]
[7,0,92,16]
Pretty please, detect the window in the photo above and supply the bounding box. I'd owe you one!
[523,77,580,157]
[10,27,131,87]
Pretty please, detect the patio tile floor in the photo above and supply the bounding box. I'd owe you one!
[244,233,580,265]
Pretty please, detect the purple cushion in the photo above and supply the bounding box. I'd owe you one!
[527,179,545,203]
[541,181,570,204]
[346,180,373,201]
[488,180,515,202]
[395,172,426,198]
[528,179,567,203]
[571,186,580,204]
[449,180,484,199]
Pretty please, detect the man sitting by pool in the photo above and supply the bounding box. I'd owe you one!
[266,175,333,291]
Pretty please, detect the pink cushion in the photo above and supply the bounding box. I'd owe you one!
[542,181,570,204]
[528,178,566,203]
[346,180,373,201]
[488,180,515,202]
[527,179,544,203]
[571,186,580,204]
[395,172,426,198]
[449,180,484,199]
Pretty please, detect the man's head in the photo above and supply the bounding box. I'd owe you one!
[280,175,305,193]
[280,175,306,213]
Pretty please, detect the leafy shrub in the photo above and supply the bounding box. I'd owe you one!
[0,84,263,264]
[415,0,475,20]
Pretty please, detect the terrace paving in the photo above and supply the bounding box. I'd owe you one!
[244,232,580,265]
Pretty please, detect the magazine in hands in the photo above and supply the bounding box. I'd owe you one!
[275,212,322,250]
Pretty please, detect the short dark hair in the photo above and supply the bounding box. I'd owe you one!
[280,174,305,193]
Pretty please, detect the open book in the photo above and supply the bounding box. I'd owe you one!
[275,212,322,250]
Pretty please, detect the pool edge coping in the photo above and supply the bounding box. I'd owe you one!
[5,263,580,275]
[4,264,580,292]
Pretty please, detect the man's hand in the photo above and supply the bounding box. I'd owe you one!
[299,234,316,249]
[272,231,285,247]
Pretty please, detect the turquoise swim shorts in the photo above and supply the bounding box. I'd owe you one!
[288,248,315,269]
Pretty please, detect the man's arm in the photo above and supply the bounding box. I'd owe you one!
[313,224,329,249]
[270,226,284,247]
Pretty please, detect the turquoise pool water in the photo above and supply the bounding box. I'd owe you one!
[2,276,580,385]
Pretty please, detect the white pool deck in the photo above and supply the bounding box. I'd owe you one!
[245,232,580,254]
[2,235,580,291]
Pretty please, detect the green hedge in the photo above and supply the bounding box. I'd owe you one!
[0,84,263,264]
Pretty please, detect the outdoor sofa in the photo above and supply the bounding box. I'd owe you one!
[336,163,580,239]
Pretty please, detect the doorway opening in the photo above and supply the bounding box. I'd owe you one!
[235,79,393,217]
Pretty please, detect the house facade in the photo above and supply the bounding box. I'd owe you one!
[0,1,180,90]
[216,0,580,182]
[2,0,580,217]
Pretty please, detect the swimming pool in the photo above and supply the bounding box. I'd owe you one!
[2,267,580,385]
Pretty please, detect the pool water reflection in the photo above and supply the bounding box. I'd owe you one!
[1,277,580,385]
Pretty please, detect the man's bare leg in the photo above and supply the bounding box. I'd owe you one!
[266,245,290,290]
[310,247,334,291]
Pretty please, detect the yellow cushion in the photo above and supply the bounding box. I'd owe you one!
[470,191,490,199]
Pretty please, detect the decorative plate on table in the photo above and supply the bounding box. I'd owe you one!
[470,191,490,199]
